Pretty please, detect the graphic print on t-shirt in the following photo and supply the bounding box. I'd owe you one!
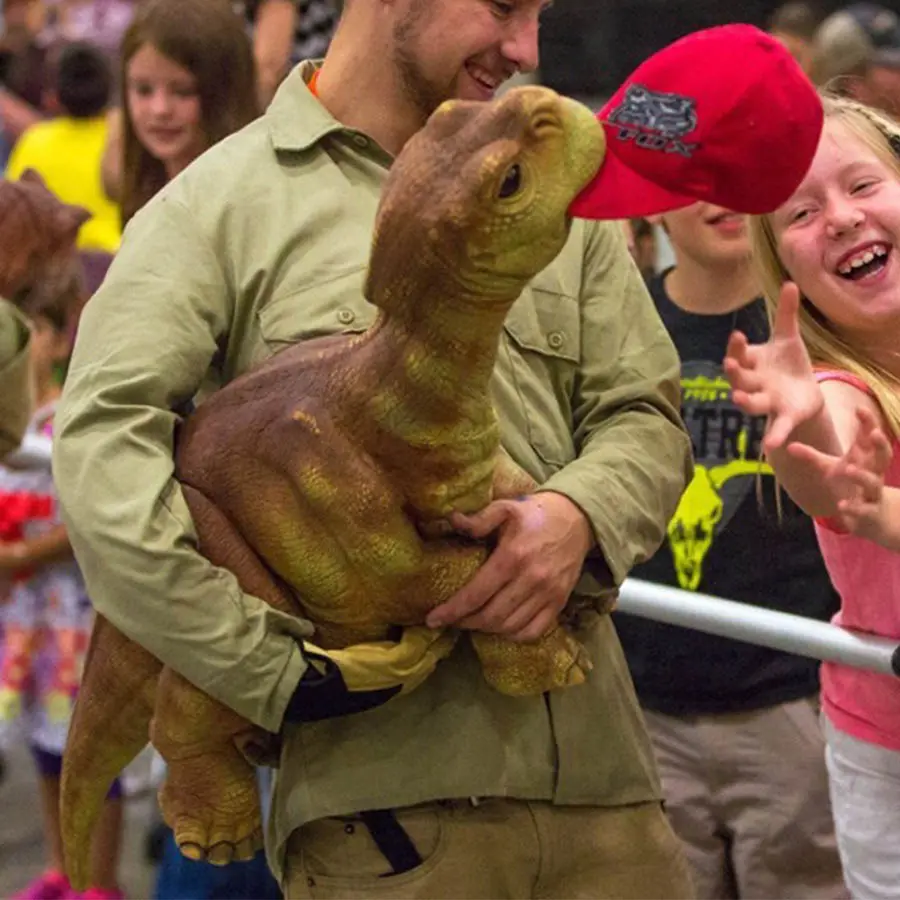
[669,360,773,589]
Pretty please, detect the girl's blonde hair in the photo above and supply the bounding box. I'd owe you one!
[119,0,259,225]
[750,94,900,440]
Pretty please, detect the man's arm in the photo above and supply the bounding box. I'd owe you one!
[53,194,310,733]
[539,220,693,587]
[0,298,32,459]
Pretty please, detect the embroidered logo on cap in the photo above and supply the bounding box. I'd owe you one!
[607,84,699,157]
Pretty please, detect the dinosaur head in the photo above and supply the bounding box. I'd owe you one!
[366,86,605,314]
[0,170,90,304]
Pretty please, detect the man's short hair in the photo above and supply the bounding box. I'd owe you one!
[813,3,900,84]
[55,41,112,119]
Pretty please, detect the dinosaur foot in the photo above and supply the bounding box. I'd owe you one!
[159,755,263,865]
[472,625,592,696]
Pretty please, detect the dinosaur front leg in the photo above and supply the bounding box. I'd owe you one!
[478,451,592,694]
[491,446,538,499]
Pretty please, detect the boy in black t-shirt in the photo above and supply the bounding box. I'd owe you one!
[615,202,848,899]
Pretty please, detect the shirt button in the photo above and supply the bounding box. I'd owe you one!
[337,309,356,325]
[547,331,565,350]
[352,134,368,149]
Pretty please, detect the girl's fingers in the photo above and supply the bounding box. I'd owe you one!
[731,389,771,417]
[773,282,802,340]
[765,412,798,452]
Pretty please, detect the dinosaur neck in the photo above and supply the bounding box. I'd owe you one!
[364,286,517,439]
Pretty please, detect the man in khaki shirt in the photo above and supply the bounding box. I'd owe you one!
[0,298,31,459]
[54,1,695,897]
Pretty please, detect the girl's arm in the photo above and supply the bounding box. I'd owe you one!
[0,523,73,573]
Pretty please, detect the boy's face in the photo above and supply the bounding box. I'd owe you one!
[658,202,751,269]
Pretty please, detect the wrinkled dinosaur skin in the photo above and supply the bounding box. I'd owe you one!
[60,87,606,886]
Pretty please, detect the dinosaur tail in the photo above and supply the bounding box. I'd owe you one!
[61,614,162,891]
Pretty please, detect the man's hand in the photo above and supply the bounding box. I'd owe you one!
[788,407,893,540]
[425,492,593,643]
[724,282,823,453]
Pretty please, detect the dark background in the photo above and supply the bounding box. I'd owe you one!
[539,0,861,98]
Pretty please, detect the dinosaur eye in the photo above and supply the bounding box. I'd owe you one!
[498,164,522,199]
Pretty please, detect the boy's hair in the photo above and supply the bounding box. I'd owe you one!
[55,41,112,119]
[750,93,900,439]
[769,2,820,41]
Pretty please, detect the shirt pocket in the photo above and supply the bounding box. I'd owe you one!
[257,264,376,350]
[497,283,580,468]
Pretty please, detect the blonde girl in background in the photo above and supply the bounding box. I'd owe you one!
[725,94,900,899]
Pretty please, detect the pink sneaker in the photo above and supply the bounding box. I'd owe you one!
[67,888,125,900]
[11,870,71,900]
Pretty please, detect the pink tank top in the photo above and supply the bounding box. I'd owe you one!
[814,371,900,750]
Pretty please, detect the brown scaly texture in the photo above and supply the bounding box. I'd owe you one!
[0,170,89,309]
[60,86,607,886]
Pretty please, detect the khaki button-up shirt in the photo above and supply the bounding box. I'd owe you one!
[0,298,32,458]
[54,64,692,879]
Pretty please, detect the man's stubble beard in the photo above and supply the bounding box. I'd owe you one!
[392,0,457,123]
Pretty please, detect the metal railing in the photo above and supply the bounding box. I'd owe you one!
[618,579,900,678]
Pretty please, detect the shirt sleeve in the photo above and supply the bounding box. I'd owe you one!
[539,220,693,586]
[53,193,311,733]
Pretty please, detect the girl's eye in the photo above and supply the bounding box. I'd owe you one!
[851,179,878,194]
[789,208,811,224]
[492,0,514,16]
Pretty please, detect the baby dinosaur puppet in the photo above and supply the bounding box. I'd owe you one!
[60,86,606,885]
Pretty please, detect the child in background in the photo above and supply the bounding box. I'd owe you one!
[6,40,120,254]
[101,0,258,224]
[726,94,900,899]
[0,278,124,900]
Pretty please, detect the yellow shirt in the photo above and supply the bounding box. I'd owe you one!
[6,116,121,253]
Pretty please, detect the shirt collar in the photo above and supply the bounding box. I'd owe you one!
[266,60,347,152]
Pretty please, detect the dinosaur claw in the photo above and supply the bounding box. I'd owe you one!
[207,841,237,866]
[178,841,206,861]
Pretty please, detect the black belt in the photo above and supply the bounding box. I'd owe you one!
[358,809,424,876]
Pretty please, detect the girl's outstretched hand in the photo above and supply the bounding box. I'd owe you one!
[788,407,893,539]
[723,282,823,453]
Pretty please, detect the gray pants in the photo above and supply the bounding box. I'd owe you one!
[644,697,848,899]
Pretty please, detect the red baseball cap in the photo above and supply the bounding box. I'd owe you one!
[569,24,824,219]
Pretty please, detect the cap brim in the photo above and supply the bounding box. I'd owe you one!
[568,138,698,220]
